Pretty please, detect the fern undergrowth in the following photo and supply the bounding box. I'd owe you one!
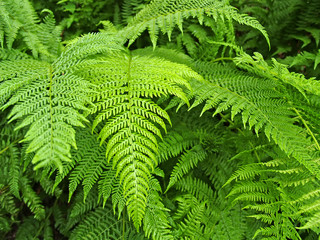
[0,0,320,239]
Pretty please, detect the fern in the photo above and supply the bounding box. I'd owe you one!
[1,0,320,239]
[166,144,207,191]
[189,61,320,179]
[69,205,145,240]
[120,0,269,48]
[72,51,201,228]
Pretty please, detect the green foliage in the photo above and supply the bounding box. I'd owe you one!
[1,0,320,239]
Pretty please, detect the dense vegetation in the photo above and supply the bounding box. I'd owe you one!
[1,0,320,239]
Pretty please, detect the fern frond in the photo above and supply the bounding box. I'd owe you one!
[157,128,199,162]
[299,212,320,229]
[69,206,143,240]
[0,58,93,172]
[0,32,122,172]
[143,178,174,240]
[120,0,269,48]
[15,216,40,240]
[166,144,207,191]
[68,135,106,201]
[70,187,100,218]
[0,0,61,58]
[175,175,214,203]
[191,61,319,178]
[75,51,201,229]
[112,180,126,217]
[0,48,31,61]
[0,184,19,217]
[235,52,320,97]
[98,168,117,207]
[54,32,123,73]
[19,176,45,220]
[175,196,207,239]
[8,145,21,198]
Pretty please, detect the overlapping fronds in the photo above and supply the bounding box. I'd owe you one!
[166,144,207,191]
[224,143,320,239]
[69,205,146,240]
[0,0,61,59]
[143,178,173,240]
[189,61,319,178]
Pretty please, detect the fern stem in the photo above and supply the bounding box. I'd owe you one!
[229,143,273,162]
[0,137,23,155]
[49,66,54,167]
[292,107,320,151]
[122,207,126,240]
[32,199,57,240]
[212,57,234,62]
[219,113,262,162]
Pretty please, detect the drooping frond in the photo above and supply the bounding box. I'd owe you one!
[67,128,108,201]
[224,147,320,239]
[190,61,319,178]
[120,0,269,48]
[235,52,320,97]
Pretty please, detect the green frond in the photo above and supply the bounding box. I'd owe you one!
[15,216,40,240]
[74,51,201,229]
[0,184,19,217]
[299,212,320,229]
[35,169,62,197]
[235,52,320,97]
[121,0,147,25]
[210,204,250,240]
[0,48,31,61]
[54,32,123,73]
[166,144,207,191]
[0,54,96,172]
[177,198,207,239]
[67,128,107,201]
[70,189,99,219]
[0,214,11,235]
[292,189,320,204]
[8,145,21,198]
[19,176,45,220]
[227,181,272,198]
[158,128,199,163]
[120,0,269,48]
[43,217,54,240]
[144,178,174,240]
[112,180,126,217]
[69,206,143,240]
[292,93,320,151]
[98,168,117,206]
[175,175,214,203]
[0,0,61,59]
[191,61,319,178]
